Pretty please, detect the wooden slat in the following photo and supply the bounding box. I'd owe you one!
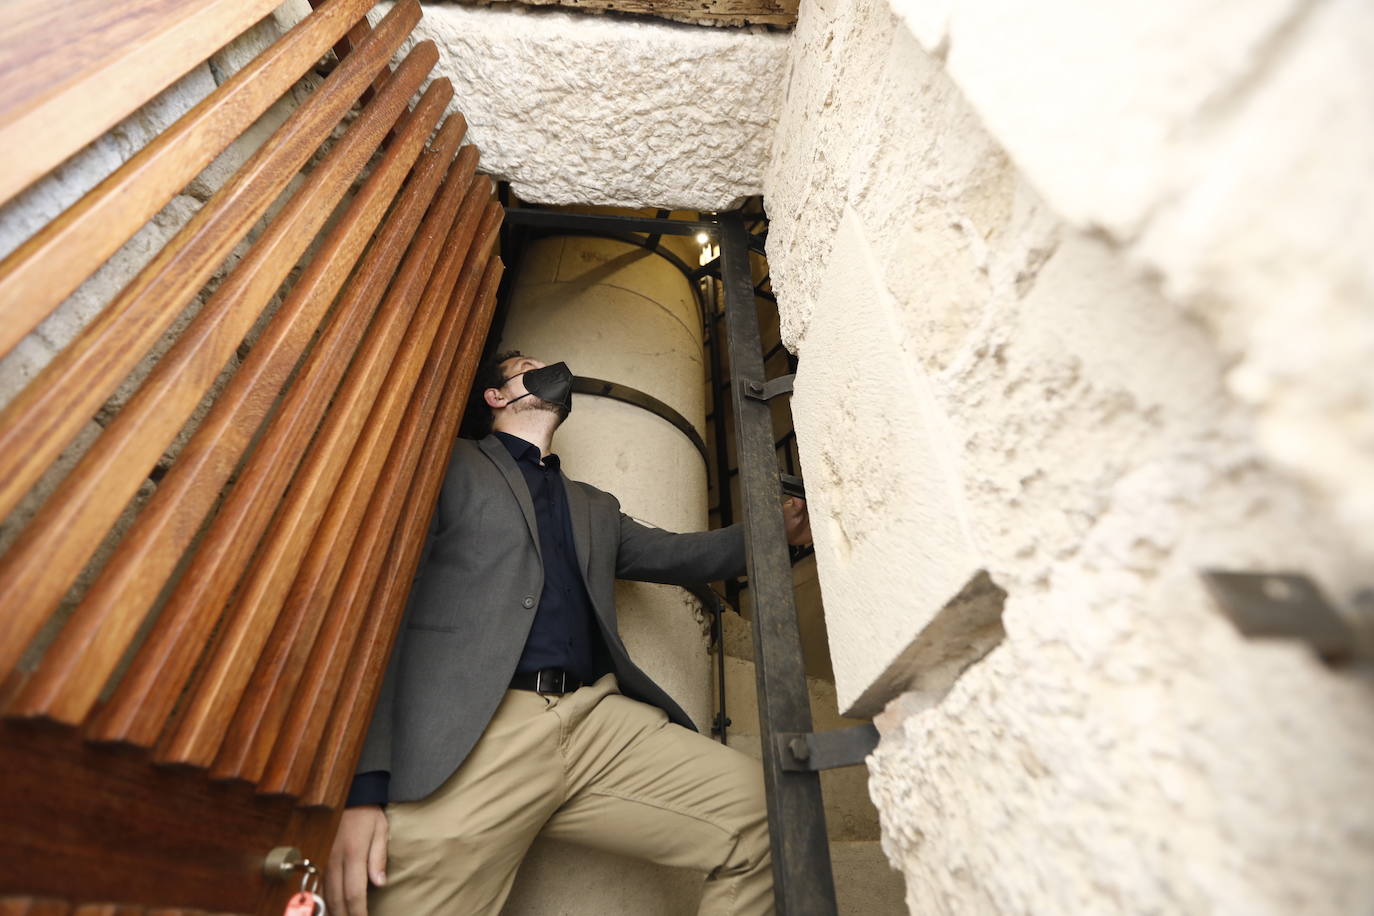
[215,198,496,783]
[84,121,468,749]
[0,0,417,526]
[141,151,481,766]
[194,176,493,778]
[263,233,501,797]
[0,0,422,682]
[307,0,390,106]
[0,0,284,209]
[72,907,144,916]
[305,255,504,807]
[7,80,453,726]
[0,901,70,916]
[0,43,435,705]
[0,0,378,359]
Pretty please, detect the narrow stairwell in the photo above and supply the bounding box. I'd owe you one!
[717,586,907,914]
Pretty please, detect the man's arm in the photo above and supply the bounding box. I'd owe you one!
[614,496,810,586]
[615,513,747,585]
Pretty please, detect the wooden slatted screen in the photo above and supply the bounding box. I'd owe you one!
[0,0,502,912]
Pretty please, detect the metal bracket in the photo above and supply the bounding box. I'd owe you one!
[263,846,302,879]
[744,375,795,402]
[1201,570,1366,665]
[776,724,880,772]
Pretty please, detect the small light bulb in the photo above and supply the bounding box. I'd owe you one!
[695,232,709,245]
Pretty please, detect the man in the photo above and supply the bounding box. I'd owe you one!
[326,351,811,915]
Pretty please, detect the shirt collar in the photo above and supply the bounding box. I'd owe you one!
[494,431,560,470]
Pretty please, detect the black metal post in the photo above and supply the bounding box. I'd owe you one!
[718,211,837,915]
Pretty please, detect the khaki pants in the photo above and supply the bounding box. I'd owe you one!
[371,675,774,915]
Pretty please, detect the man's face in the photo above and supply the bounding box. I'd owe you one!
[492,355,568,421]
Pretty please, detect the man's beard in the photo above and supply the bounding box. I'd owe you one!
[512,394,569,424]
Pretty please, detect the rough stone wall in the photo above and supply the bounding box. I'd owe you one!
[381,1,788,209]
[765,0,1374,911]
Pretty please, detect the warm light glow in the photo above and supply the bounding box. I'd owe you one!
[695,232,710,244]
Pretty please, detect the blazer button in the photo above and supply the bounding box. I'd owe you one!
[522,596,535,608]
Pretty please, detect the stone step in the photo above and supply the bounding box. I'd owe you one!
[501,839,907,915]
[832,840,908,915]
[721,554,835,681]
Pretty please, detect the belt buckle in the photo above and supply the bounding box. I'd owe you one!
[536,668,565,696]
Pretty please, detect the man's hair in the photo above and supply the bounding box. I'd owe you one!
[464,349,523,438]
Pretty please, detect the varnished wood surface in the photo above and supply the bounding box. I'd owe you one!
[84,121,469,750]
[0,0,283,208]
[199,173,490,782]
[151,151,482,769]
[0,0,378,360]
[258,205,501,796]
[210,178,493,785]
[0,1,423,682]
[307,255,505,807]
[8,79,452,729]
[0,722,294,911]
[0,0,502,911]
[308,0,390,106]
[0,44,435,711]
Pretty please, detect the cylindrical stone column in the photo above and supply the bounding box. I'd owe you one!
[498,233,714,915]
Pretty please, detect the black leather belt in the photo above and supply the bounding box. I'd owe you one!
[510,668,583,695]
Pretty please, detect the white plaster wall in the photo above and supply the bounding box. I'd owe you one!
[766,0,1374,910]
[382,1,788,209]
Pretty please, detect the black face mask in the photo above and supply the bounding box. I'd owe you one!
[503,361,574,414]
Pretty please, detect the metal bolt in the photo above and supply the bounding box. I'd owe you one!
[788,737,810,761]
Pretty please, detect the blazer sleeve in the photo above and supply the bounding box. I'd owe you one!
[615,511,747,585]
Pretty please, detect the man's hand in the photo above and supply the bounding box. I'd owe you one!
[326,805,389,916]
[782,497,812,547]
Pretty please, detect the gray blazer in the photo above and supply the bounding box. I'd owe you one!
[357,434,746,803]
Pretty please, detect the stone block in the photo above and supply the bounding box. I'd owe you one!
[503,837,702,915]
[387,2,788,209]
[791,207,998,717]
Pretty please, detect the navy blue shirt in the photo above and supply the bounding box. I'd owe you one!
[347,432,602,808]
[495,431,600,683]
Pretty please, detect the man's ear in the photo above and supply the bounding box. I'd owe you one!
[483,387,505,409]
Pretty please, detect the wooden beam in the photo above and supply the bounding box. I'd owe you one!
[439,0,795,28]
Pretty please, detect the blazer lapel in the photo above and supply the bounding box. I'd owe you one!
[561,477,593,580]
[478,434,541,560]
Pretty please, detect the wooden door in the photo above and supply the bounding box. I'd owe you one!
[0,1,502,912]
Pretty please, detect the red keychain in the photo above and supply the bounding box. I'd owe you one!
[283,891,323,916]
[282,857,326,916]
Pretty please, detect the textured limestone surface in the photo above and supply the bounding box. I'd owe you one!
[383,1,788,208]
[766,0,1374,909]
[770,0,1374,550]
